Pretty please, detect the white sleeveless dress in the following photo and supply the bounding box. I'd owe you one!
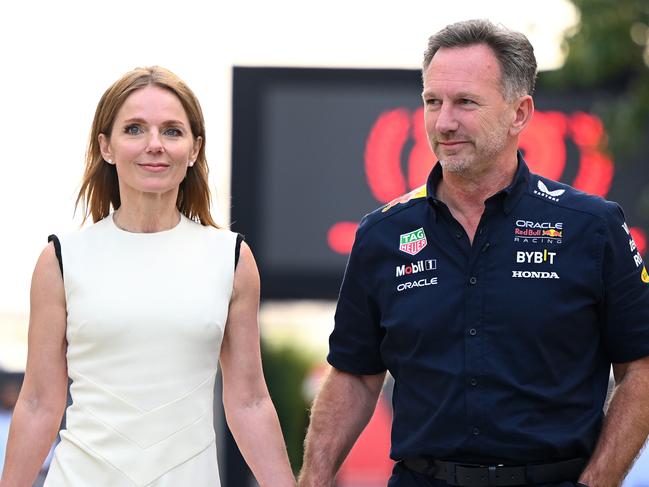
[44,214,237,487]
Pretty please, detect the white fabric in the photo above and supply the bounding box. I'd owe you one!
[44,214,235,486]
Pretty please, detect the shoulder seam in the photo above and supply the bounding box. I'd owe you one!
[522,192,611,221]
[357,198,430,244]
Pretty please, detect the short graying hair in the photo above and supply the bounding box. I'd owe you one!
[423,19,537,100]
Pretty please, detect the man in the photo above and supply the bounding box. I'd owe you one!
[299,19,649,487]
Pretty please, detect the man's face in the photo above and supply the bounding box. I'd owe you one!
[422,44,517,175]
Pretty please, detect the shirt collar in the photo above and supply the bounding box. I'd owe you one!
[426,151,530,219]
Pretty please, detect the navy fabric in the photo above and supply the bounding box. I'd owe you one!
[328,154,649,466]
[388,462,578,487]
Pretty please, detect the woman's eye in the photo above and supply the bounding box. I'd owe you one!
[163,128,182,137]
[124,125,141,135]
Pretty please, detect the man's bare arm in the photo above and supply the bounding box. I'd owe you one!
[579,356,649,487]
[298,368,386,487]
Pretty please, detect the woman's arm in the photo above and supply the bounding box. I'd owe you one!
[1,244,68,487]
[219,242,295,487]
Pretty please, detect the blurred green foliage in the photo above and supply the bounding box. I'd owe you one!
[539,0,649,158]
[261,341,315,473]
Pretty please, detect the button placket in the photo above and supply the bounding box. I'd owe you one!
[465,221,490,445]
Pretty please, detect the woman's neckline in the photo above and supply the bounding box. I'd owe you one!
[109,212,186,235]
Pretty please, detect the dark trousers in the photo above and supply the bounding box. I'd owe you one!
[388,462,578,487]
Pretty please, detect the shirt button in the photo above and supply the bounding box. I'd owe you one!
[472,427,480,436]
[470,378,478,386]
[469,276,477,285]
[455,232,462,239]
[468,328,477,336]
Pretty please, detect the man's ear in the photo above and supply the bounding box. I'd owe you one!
[510,95,534,136]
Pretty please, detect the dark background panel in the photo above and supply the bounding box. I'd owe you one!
[231,67,649,300]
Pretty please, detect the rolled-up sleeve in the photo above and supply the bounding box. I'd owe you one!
[600,202,649,363]
[327,218,386,375]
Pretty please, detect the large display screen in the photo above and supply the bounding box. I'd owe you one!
[231,67,649,299]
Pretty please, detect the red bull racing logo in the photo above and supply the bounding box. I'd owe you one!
[623,223,647,281]
[514,220,564,244]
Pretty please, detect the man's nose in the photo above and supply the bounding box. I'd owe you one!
[435,104,459,134]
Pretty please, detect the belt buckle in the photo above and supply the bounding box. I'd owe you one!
[488,466,498,484]
[452,463,506,487]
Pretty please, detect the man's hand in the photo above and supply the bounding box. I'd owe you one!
[298,368,386,487]
[578,356,649,487]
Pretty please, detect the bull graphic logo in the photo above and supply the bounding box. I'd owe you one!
[542,229,563,238]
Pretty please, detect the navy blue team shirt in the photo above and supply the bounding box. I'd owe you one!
[328,154,649,464]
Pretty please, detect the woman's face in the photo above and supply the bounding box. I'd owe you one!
[99,85,201,199]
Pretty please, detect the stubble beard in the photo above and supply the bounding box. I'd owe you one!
[436,126,510,177]
[438,154,472,174]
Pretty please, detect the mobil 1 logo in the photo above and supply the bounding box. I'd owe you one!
[395,259,438,292]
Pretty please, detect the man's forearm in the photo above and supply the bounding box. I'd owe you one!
[298,369,385,487]
[579,367,649,487]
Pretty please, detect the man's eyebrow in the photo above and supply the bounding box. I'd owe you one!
[455,91,482,100]
[421,90,484,101]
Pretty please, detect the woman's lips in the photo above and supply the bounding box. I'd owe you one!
[138,163,170,173]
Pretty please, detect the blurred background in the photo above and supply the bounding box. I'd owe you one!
[1,0,649,485]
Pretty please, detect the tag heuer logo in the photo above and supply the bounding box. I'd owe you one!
[400,228,427,255]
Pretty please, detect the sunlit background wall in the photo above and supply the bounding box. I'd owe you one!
[0,0,578,370]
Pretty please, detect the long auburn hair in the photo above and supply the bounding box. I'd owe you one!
[76,66,217,227]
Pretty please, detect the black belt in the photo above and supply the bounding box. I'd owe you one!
[401,457,586,487]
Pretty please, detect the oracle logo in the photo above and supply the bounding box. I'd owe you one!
[327,108,646,257]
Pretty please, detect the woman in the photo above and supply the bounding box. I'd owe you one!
[0,66,295,487]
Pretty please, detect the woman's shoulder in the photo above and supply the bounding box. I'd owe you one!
[54,216,112,245]
[183,216,238,239]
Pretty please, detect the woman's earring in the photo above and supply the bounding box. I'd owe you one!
[106,158,114,165]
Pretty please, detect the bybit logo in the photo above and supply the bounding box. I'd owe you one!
[515,250,556,264]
